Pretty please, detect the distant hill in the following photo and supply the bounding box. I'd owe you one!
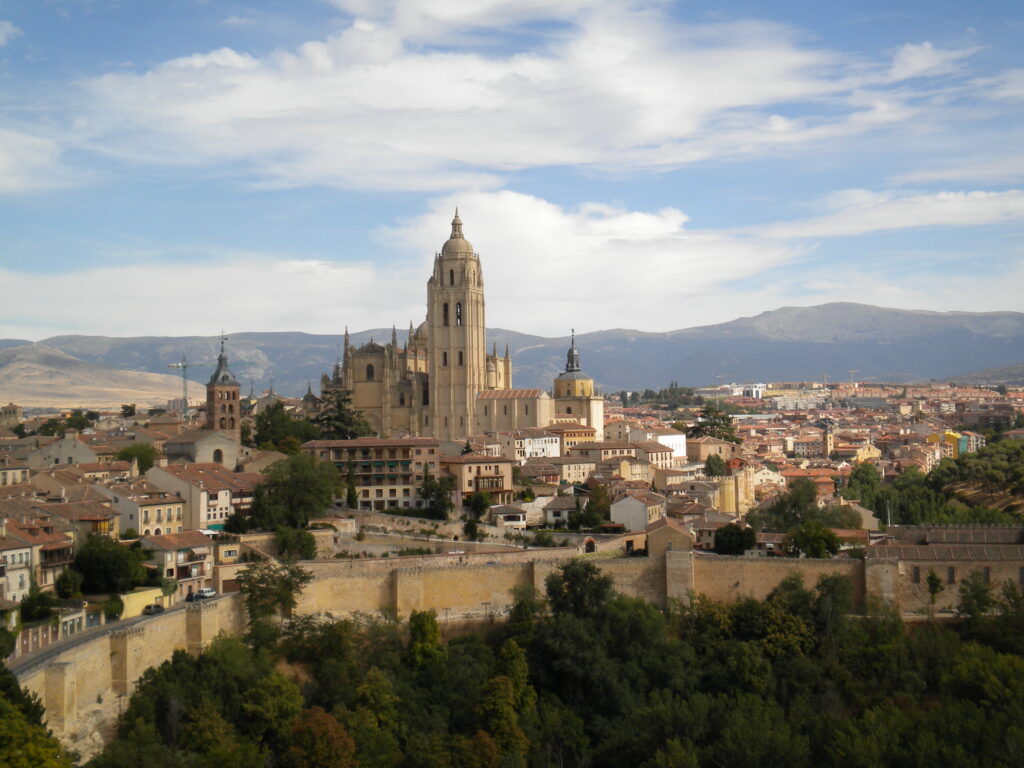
[0,344,205,409]
[950,362,1024,385]
[5,303,1024,396]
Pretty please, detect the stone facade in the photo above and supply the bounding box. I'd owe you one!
[319,214,602,441]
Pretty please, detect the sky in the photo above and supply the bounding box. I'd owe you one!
[1,0,1022,341]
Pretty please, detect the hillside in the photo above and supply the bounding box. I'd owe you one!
[950,362,1024,385]
[6,303,1024,395]
[0,344,205,409]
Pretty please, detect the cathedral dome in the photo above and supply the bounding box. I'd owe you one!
[441,210,474,256]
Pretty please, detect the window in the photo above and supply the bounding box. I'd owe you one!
[456,302,463,326]
[229,417,235,428]
[912,567,920,584]
[219,417,227,429]
[450,269,455,286]
[458,351,464,366]
[484,406,488,416]
[366,364,375,381]
[442,352,448,367]
[443,303,449,326]
[947,567,956,584]
[399,392,406,406]
[566,406,572,415]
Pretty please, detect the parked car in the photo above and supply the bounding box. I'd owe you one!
[195,587,217,600]
[142,604,165,615]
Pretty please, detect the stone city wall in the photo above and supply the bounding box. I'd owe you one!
[13,544,1022,759]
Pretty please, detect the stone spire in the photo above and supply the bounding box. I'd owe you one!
[565,329,581,372]
[208,335,238,385]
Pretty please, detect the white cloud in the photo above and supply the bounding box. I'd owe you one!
[0,20,21,46]
[0,126,77,194]
[71,6,974,191]
[888,42,976,82]
[380,190,798,333]
[894,156,1024,185]
[753,189,1024,239]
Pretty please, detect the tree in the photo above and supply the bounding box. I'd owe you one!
[684,404,740,444]
[583,485,610,526]
[19,579,58,622]
[55,568,83,599]
[545,559,614,618]
[467,491,491,520]
[0,698,74,768]
[461,439,474,455]
[704,454,728,477]
[277,526,318,560]
[258,453,342,529]
[314,390,372,440]
[116,443,159,474]
[345,464,358,509]
[714,524,755,555]
[236,560,313,623]
[420,468,455,520]
[784,521,840,558]
[255,401,320,453]
[957,570,995,624]
[65,409,94,431]
[282,707,357,768]
[927,569,944,612]
[74,534,148,594]
[477,676,528,767]
[121,403,136,418]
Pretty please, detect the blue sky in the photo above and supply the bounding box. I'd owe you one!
[0,0,1022,340]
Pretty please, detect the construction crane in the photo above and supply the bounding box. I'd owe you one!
[168,356,195,424]
[848,369,859,388]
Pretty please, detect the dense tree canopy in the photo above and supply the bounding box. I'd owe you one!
[84,559,1024,768]
[313,390,372,441]
[251,453,342,530]
[255,401,320,454]
[684,404,741,444]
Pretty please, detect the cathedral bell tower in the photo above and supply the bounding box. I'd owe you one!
[426,211,487,440]
[206,336,241,441]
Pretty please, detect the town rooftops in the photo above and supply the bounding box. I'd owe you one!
[302,437,439,449]
[543,423,597,434]
[571,441,635,451]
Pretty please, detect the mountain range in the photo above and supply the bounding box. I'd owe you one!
[0,344,205,409]
[1,303,1022,402]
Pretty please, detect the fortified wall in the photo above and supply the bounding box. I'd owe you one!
[11,539,915,760]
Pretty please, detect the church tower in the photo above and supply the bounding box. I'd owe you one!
[553,331,604,439]
[427,211,487,440]
[206,336,241,441]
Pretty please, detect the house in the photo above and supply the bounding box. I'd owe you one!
[631,441,674,470]
[302,437,441,512]
[96,479,186,537]
[686,436,743,463]
[629,425,687,461]
[0,520,34,603]
[147,464,261,531]
[25,431,101,468]
[611,491,668,532]
[6,516,74,591]
[163,429,245,469]
[543,423,598,454]
[139,531,214,599]
[441,452,516,507]
[569,441,638,462]
[543,495,579,527]
[495,428,561,463]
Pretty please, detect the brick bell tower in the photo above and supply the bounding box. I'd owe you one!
[206,335,241,441]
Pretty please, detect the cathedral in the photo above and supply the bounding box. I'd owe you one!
[320,212,603,441]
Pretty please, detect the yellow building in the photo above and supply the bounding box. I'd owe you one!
[321,213,603,441]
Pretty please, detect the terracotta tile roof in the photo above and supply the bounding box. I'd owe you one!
[476,389,546,399]
[867,544,1024,560]
[142,530,213,550]
[302,438,438,449]
[441,453,515,464]
[155,463,261,492]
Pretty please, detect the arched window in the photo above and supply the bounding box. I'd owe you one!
[228,404,233,414]
[228,417,235,429]
[213,449,224,464]
[219,417,227,429]
[221,404,226,413]
[566,406,573,415]
[456,302,463,326]
[366,364,375,381]
[443,303,449,326]
[399,392,406,406]
[155,528,162,536]
[450,269,455,286]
